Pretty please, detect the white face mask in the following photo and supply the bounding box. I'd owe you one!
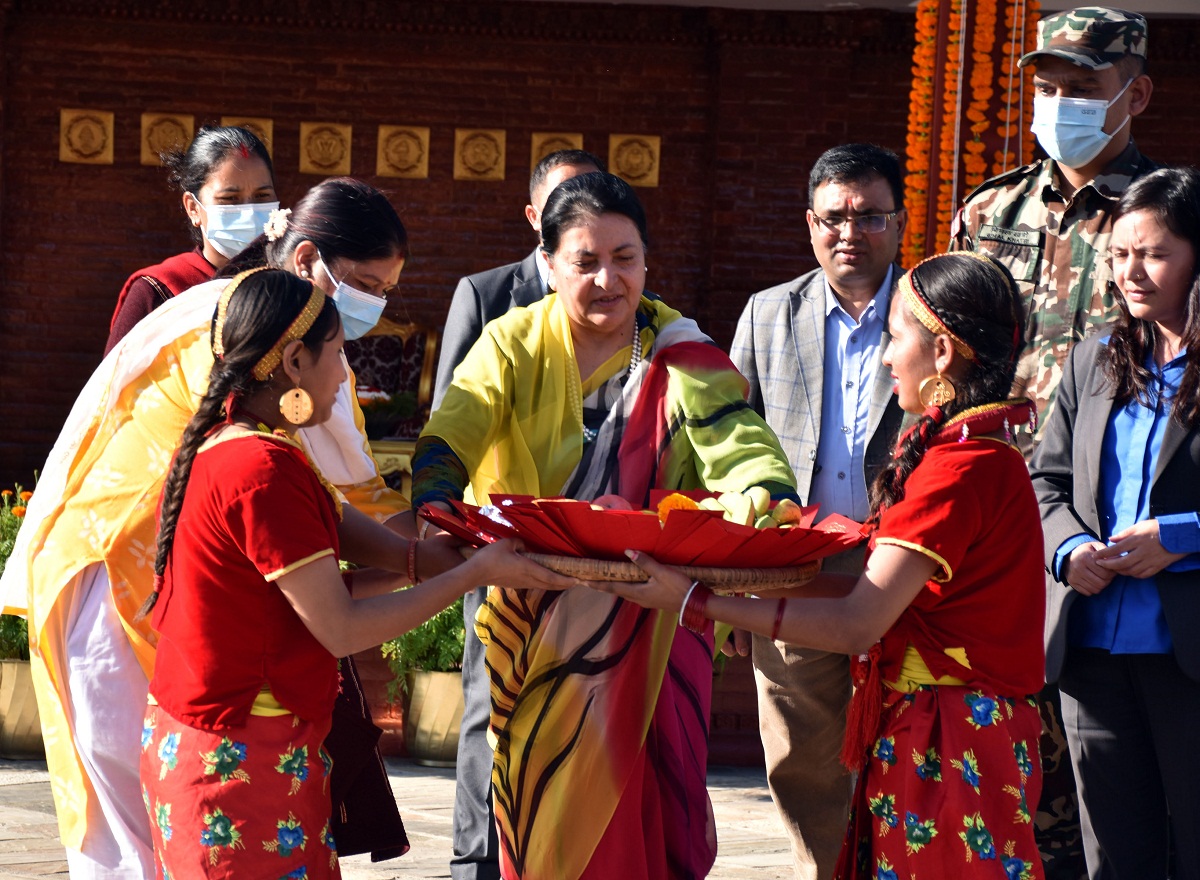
[1030,78,1133,169]
[196,200,279,259]
[318,254,386,341]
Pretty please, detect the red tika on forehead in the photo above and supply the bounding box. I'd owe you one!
[238,143,250,159]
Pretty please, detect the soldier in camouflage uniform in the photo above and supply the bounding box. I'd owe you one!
[952,7,1156,452]
[951,9,1157,880]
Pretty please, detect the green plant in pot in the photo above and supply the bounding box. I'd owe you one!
[380,594,465,767]
[1,485,32,661]
[357,390,417,441]
[0,482,44,758]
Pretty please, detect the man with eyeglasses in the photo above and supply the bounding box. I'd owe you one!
[951,7,1156,452]
[731,143,905,880]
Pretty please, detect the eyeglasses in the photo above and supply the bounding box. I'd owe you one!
[811,211,899,235]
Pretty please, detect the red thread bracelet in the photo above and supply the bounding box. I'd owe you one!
[770,598,786,642]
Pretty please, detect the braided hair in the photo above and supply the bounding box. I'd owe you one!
[867,252,1026,524]
[136,269,339,620]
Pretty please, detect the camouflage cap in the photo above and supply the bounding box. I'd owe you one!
[1018,7,1147,70]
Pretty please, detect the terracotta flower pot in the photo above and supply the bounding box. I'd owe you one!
[404,670,464,767]
[0,659,44,759]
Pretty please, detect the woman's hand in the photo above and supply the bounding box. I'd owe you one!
[587,549,694,613]
[1064,541,1117,595]
[464,539,581,592]
[1094,520,1187,579]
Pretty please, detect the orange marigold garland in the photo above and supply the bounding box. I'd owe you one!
[936,0,964,245]
[904,0,1041,266]
[964,0,998,189]
[995,0,1041,172]
[903,0,940,266]
[1021,1,1040,168]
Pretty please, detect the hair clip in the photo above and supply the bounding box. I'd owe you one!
[265,207,291,242]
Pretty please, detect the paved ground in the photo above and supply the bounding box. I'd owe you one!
[0,757,794,878]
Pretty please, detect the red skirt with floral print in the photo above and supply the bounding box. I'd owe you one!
[834,685,1044,880]
[140,703,340,880]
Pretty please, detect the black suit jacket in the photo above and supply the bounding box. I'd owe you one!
[1030,334,1200,683]
[434,250,546,409]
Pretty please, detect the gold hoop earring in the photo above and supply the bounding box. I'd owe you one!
[918,374,956,408]
[280,386,314,425]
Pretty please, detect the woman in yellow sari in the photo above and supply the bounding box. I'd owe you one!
[413,171,798,880]
[0,178,433,878]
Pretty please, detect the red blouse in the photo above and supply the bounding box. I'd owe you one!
[149,434,341,730]
[872,436,1046,696]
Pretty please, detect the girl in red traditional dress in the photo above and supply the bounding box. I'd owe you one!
[106,125,278,352]
[137,268,575,879]
[603,251,1047,879]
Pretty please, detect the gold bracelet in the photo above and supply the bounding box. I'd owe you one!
[407,540,420,584]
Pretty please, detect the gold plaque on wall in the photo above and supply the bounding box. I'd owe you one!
[454,129,505,181]
[609,134,661,188]
[221,116,274,156]
[531,132,584,170]
[140,113,194,165]
[377,126,429,179]
[59,109,114,165]
[300,122,352,176]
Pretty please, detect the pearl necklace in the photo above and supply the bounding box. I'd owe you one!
[579,324,643,444]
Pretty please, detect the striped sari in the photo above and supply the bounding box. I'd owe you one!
[416,295,796,880]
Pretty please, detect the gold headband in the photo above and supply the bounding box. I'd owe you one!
[213,267,271,362]
[900,256,978,361]
[213,267,326,381]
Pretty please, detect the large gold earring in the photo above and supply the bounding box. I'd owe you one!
[280,386,314,425]
[918,374,956,408]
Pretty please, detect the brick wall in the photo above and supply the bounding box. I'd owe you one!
[2,1,1197,483]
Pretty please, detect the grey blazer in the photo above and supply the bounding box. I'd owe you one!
[730,266,903,503]
[1030,334,1200,683]
[434,250,546,409]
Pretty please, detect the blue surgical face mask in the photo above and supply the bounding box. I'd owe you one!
[196,199,279,259]
[1030,78,1133,169]
[318,253,386,341]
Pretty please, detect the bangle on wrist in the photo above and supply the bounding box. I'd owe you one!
[679,580,712,633]
[678,581,700,629]
[770,598,786,642]
[407,539,420,585]
[418,518,432,541]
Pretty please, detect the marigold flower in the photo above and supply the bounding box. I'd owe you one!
[19,491,32,502]
[12,506,26,518]
[656,493,699,525]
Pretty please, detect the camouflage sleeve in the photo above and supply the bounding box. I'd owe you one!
[948,206,974,252]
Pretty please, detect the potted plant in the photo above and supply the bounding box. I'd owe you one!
[380,595,465,766]
[357,388,417,441]
[0,483,44,758]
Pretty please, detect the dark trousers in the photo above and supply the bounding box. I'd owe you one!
[1059,648,1200,880]
[450,585,501,880]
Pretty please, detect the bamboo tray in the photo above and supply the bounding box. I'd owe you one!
[519,552,821,594]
